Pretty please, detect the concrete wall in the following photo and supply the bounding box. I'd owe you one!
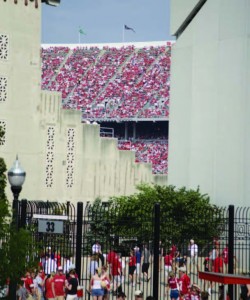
[0,1,167,204]
[168,0,250,206]
[170,0,200,35]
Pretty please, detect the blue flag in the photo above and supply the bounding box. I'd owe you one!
[124,24,136,33]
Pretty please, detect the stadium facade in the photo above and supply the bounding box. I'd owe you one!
[168,0,250,206]
[0,1,167,204]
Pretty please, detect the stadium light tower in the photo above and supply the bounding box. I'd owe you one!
[42,0,61,7]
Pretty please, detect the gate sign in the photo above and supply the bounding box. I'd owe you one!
[38,219,64,234]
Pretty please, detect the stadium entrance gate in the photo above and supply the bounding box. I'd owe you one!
[17,200,250,300]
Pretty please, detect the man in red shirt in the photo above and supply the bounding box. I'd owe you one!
[222,244,228,272]
[22,271,33,299]
[213,254,223,273]
[164,250,173,281]
[54,266,66,300]
[178,267,190,300]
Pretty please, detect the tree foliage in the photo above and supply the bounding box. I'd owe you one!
[0,128,39,291]
[0,157,10,240]
[87,184,225,253]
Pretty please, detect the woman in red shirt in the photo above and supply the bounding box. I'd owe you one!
[45,272,56,300]
[128,250,136,287]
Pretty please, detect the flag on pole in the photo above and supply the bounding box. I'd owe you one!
[124,24,136,33]
[79,27,86,35]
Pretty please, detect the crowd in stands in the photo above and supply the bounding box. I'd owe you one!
[42,46,70,89]
[41,44,171,175]
[118,140,168,174]
[41,43,171,120]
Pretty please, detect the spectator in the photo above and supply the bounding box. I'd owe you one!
[89,267,105,300]
[117,292,126,299]
[134,246,142,284]
[240,283,250,300]
[189,239,198,273]
[54,266,66,300]
[34,269,46,300]
[92,241,104,266]
[65,269,78,300]
[134,290,143,299]
[141,244,151,282]
[128,250,136,287]
[45,272,56,300]
[178,266,190,300]
[166,271,179,299]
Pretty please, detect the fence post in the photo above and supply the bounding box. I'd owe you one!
[20,199,27,228]
[76,202,83,282]
[153,203,160,300]
[228,205,234,300]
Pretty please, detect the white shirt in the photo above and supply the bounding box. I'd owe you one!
[190,243,198,257]
[92,243,101,254]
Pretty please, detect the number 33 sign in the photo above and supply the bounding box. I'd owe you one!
[38,220,63,234]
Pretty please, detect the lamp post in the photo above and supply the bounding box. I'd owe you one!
[7,155,26,229]
[7,156,26,300]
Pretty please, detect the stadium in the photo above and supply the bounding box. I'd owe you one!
[41,42,171,175]
[0,0,250,205]
[1,1,250,300]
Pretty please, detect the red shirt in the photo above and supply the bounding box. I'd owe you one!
[55,254,61,267]
[107,251,117,264]
[110,258,121,276]
[171,245,177,257]
[24,277,33,293]
[164,254,173,266]
[168,277,178,289]
[129,256,136,267]
[54,274,66,296]
[222,247,228,264]
[178,274,190,295]
[213,257,223,273]
[45,278,55,299]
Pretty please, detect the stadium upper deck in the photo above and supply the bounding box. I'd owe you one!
[41,41,172,122]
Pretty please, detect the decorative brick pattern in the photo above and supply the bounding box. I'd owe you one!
[66,128,75,188]
[45,126,55,188]
[0,34,9,61]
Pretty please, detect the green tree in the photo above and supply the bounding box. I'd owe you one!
[109,184,224,248]
[0,126,39,297]
[85,184,225,254]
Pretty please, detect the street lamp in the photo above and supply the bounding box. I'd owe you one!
[7,155,26,228]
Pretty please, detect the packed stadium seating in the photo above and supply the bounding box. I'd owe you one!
[118,140,168,174]
[41,43,171,120]
[41,43,171,174]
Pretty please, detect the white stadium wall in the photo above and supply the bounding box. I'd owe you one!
[170,0,200,35]
[168,0,250,205]
[0,1,167,204]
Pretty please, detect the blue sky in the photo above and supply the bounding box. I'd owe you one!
[41,0,173,44]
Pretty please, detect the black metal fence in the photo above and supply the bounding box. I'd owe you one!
[16,200,250,300]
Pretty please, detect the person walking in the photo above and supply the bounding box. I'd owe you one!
[166,271,179,300]
[54,266,66,300]
[164,250,173,282]
[34,269,46,300]
[141,244,151,282]
[189,239,198,273]
[65,269,78,300]
[178,267,190,300]
[92,241,104,266]
[134,246,141,284]
[89,267,105,300]
[134,290,144,299]
[128,250,136,287]
[45,272,56,300]
[116,292,126,299]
